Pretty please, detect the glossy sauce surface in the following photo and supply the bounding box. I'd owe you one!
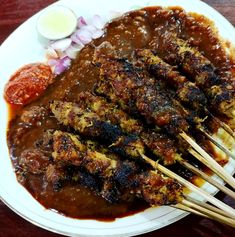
[7,7,234,220]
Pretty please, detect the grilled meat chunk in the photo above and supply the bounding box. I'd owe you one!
[151,33,235,118]
[95,57,189,135]
[76,92,179,165]
[77,91,143,135]
[141,131,179,166]
[50,130,183,205]
[50,101,145,161]
[20,106,48,126]
[135,49,207,111]
[52,131,117,178]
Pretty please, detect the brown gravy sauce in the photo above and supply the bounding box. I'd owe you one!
[7,7,234,221]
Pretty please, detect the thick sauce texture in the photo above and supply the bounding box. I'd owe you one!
[7,7,234,220]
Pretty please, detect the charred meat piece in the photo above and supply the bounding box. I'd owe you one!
[76,92,179,165]
[50,130,183,205]
[52,130,117,178]
[76,91,143,135]
[95,57,189,135]
[50,101,145,161]
[141,131,180,166]
[35,129,54,156]
[135,49,207,111]
[151,33,235,118]
[50,100,180,165]
[135,49,187,88]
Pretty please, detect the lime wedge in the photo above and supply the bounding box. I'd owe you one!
[37,5,77,40]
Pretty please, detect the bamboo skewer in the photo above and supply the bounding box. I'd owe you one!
[181,199,235,225]
[128,142,235,199]
[199,128,235,160]
[220,122,235,139]
[180,132,235,189]
[207,110,235,139]
[178,159,235,199]
[140,153,235,218]
[174,201,235,228]
[186,197,233,217]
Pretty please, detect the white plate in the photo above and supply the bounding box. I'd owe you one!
[0,0,234,236]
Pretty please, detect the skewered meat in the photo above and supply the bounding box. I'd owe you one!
[50,99,181,165]
[135,49,207,111]
[95,57,189,135]
[50,100,145,160]
[76,92,180,165]
[53,130,117,178]
[51,130,183,205]
[76,91,143,135]
[150,32,235,118]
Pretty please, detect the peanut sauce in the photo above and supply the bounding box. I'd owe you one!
[7,7,233,221]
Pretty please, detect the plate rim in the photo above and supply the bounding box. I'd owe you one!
[0,0,235,236]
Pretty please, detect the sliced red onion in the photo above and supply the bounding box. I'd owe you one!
[91,29,104,39]
[82,25,97,34]
[45,46,58,59]
[91,15,105,29]
[65,48,77,59]
[66,44,84,59]
[51,38,72,51]
[54,63,66,75]
[48,58,59,66]
[54,56,71,75]
[46,14,106,75]
[75,29,92,44]
[62,56,72,67]
[71,32,83,45]
[77,16,87,28]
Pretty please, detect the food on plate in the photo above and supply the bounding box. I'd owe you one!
[95,56,190,135]
[148,33,235,118]
[37,5,77,40]
[50,97,179,165]
[5,6,235,220]
[45,14,105,74]
[4,63,54,106]
[135,49,208,111]
[49,130,183,205]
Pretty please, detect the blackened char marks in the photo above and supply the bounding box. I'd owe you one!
[95,56,189,134]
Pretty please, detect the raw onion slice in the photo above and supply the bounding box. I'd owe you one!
[45,14,105,74]
[54,56,71,75]
[45,46,58,59]
[66,44,84,59]
[74,29,93,44]
[91,15,105,29]
[77,16,87,28]
[92,29,104,39]
[51,38,72,51]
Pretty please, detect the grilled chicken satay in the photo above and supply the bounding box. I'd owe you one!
[76,91,144,135]
[50,100,145,160]
[152,33,235,118]
[135,49,207,111]
[50,100,179,165]
[51,130,183,205]
[77,91,182,165]
[95,57,189,135]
